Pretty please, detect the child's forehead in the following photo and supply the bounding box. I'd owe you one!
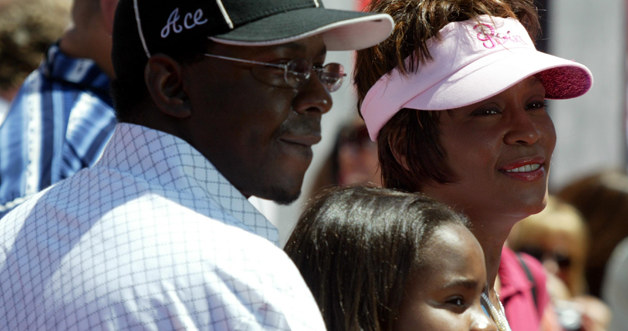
[428,222,477,246]
[420,223,484,267]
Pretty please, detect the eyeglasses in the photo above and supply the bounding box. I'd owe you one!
[204,54,346,92]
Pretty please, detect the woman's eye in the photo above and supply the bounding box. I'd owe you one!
[471,107,501,116]
[526,100,547,111]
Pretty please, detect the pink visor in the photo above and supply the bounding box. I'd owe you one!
[361,15,593,140]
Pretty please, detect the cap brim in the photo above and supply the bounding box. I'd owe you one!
[405,48,593,111]
[210,8,394,51]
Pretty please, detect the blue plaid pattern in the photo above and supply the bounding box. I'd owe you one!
[0,43,116,218]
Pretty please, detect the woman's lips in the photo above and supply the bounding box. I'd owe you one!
[499,158,546,181]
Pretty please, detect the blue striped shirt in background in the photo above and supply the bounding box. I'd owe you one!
[0,44,116,218]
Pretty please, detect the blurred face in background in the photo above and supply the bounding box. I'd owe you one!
[507,197,588,296]
[336,123,382,187]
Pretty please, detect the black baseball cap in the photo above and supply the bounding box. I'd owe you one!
[116,0,394,59]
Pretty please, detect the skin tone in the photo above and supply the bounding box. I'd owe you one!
[395,223,496,331]
[0,88,18,102]
[421,76,556,305]
[146,35,332,204]
[60,0,118,78]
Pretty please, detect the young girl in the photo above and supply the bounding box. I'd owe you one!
[285,186,496,331]
[354,0,592,329]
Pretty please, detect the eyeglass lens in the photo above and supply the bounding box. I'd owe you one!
[285,59,345,92]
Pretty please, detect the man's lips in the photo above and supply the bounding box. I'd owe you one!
[279,134,322,147]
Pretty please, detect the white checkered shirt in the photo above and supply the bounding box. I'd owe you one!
[0,123,325,330]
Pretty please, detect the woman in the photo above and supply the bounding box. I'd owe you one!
[354,0,593,330]
[285,186,495,331]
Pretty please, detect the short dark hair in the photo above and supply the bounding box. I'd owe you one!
[377,109,450,192]
[284,185,470,331]
[353,0,540,191]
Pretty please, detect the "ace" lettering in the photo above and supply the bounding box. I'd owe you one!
[161,8,208,38]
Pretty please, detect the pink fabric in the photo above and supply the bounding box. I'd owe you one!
[361,15,593,141]
[499,246,551,331]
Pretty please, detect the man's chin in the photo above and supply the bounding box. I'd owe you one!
[260,187,301,205]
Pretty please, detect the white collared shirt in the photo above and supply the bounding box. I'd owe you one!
[0,123,325,330]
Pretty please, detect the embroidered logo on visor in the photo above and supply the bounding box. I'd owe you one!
[473,23,526,49]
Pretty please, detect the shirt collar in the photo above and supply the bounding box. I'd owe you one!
[98,123,279,245]
[42,43,112,103]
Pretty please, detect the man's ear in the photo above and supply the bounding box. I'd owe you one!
[145,55,191,119]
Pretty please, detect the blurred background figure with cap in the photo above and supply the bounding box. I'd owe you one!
[0,0,394,329]
[0,0,118,218]
[354,0,592,330]
[508,196,611,331]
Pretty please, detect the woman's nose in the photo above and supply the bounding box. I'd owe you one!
[503,109,543,146]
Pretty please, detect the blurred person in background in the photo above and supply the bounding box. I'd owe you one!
[334,119,381,187]
[602,237,628,331]
[308,116,381,198]
[0,0,118,218]
[0,0,71,125]
[557,169,628,299]
[508,196,611,331]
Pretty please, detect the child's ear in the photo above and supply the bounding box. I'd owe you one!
[145,55,191,119]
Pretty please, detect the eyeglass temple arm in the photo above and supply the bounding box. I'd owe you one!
[204,54,286,70]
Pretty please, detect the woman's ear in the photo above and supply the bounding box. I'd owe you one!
[145,55,191,119]
[387,129,410,172]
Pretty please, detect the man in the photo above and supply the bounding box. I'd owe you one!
[0,0,393,329]
[0,0,118,217]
